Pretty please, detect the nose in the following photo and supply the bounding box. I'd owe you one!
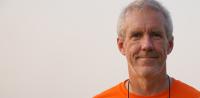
[141,36,154,51]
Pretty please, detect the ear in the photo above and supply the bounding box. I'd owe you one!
[117,36,126,55]
[167,37,174,54]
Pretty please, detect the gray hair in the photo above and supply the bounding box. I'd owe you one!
[117,0,173,39]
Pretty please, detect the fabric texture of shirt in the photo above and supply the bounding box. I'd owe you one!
[93,78,200,98]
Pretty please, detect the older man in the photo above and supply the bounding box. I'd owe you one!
[94,0,200,98]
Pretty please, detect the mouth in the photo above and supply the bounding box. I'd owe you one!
[135,52,159,60]
[136,56,158,60]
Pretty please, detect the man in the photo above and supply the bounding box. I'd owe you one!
[94,0,200,98]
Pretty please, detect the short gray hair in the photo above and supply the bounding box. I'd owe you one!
[117,0,173,39]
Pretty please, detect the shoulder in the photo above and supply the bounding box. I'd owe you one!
[93,81,126,98]
[172,78,200,97]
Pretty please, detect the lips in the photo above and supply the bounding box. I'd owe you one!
[136,55,159,60]
[139,56,158,58]
[137,57,158,60]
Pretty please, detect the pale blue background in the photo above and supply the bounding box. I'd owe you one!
[0,0,199,98]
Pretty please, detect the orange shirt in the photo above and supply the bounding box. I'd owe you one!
[94,78,200,98]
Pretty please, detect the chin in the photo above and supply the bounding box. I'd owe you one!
[137,66,163,77]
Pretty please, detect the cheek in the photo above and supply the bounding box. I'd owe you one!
[125,43,140,57]
[155,42,168,57]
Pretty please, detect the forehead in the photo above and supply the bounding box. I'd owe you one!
[124,9,165,33]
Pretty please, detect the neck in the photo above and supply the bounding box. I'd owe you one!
[126,74,170,96]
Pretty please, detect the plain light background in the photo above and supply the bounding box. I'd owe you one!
[0,0,200,98]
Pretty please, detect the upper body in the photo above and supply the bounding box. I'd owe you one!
[93,78,200,98]
[94,78,200,98]
[94,0,200,97]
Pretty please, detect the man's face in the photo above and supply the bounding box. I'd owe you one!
[117,9,173,77]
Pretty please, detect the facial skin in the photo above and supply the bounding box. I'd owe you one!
[117,9,174,79]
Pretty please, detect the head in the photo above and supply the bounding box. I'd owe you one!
[117,0,174,78]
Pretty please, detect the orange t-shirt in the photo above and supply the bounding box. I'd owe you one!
[93,78,200,98]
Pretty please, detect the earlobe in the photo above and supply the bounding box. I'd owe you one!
[167,37,174,54]
[117,37,126,55]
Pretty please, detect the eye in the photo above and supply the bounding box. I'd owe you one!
[151,31,162,39]
[131,32,142,38]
